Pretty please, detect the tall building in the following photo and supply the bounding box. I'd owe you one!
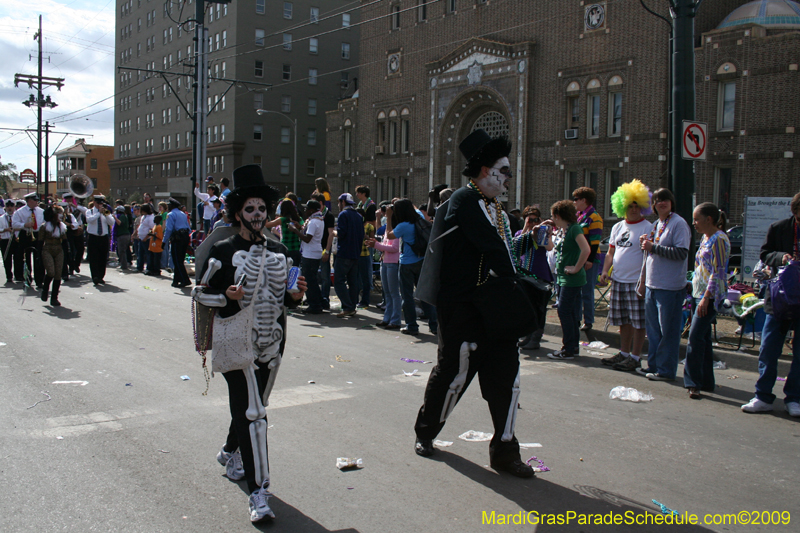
[325,0,800,227]
[111,0,359,209]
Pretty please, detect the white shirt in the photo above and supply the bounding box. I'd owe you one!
[194,188,218,221]
[138,213,155,240]
[300,217,325,259]
[609,218,652,283]
[0,212,17,238]
[11,205,45,233]
[85,207,115,236]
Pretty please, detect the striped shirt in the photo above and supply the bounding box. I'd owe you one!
[692,230,730,309]
[578,206,603,263]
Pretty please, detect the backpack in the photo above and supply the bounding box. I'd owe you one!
[410,217,432,258]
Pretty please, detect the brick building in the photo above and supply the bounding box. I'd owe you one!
[111,0,359,208]
[54,139,114,198]
[325,0,800,225]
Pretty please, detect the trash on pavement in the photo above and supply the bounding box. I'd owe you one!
[609,386,653,402]
[335,355,350,362]
[713,360,727,370]
[581,341,609,350]
[0,342,7,346]
[777,377,787,381]
[403,369,420,376]
[336,458,363,470]
[433,440,453,447]
[401,358,432,364]
[26,391,51,409]
[458,430,493,442]
[308,334,324,338]
[519,443,542,449]
[652,499,679,516]
[525,456,551,473]
[308,380,315,384]
[180,375,191,381]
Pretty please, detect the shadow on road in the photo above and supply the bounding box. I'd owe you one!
[42,306,81,319]
[427,451,714,532]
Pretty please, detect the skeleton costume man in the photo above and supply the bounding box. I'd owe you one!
[195,165,306,523]
[414,129,534,478]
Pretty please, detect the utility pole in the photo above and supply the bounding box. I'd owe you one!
[670,0,700,229]
[44,121,50,201]
[191,1,208,231]
[37,15,43,196]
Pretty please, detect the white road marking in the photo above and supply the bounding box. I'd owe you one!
[52,380,89,386]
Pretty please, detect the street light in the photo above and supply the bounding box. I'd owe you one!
[256,108,297,193]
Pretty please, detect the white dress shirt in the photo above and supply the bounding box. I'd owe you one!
[85,207,115,236]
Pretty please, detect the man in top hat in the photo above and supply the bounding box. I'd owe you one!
[195,164,306,523]
[12,192,46,288]
[84,194,115,285]
[162,196,192,287]
[412,128,534,478]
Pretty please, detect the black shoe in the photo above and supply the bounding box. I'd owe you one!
[401,327,419,336]
[384,324,401,330]
[491,459,535,479]
[376,321,389,328]
[98,279,106,285]
[415,439,435,457]
[50,297,61,307]
[580,322,593,331]
[302,308,324,314]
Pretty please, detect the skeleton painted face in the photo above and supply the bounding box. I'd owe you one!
[478,157,512,199]
[238,197,268,234]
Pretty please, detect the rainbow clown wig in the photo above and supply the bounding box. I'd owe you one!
[610,179,652,219]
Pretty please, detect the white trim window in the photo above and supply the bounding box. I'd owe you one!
[254,125,263,141]
[284,2,293,19]
[280,158,290,175]
[283,33,292,51]
[255,29,265,46]
[309,68,318,85]
[308,128,317,146]
[587,95,601,138]
[718,81,735,131]
[256,0,265,15]
[608,92,622,137]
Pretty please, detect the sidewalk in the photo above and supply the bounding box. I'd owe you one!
[540,306,795,376]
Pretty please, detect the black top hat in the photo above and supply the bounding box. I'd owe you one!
[459,128,512,176]
[226,165,281,219]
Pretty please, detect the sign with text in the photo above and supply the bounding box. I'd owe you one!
[742,196,792,277]
[681,121,707,160]
[20,168,36,183]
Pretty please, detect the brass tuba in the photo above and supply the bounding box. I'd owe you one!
[69,173,94,199]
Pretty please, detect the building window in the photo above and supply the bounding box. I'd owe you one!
[254,155,262,167]
[718,81,735,131]
[284,2,293,19]
[283,64,291,81]
[281,95,291,113]
[256,0,265,14]
[90,158,98,170]
[344,127,352,160]
[587,95,601,138]
[448,0,456,13]
[254,125,263,141]
[377,111,386,150]
[389,121,398,154]
[280,157,290,175]
[309,38,318,54]
[341,42,350,59]
[221,124,225,141]
[283,33,292,51]
[714,167,733,216]
[176,132,180,148]
[222,30,227,48]
[565,170,580,198]
[254,60,264,77]
[307,159,316,175]
[608,92,622,136]
[605,170,620,219]
[310,7,319,23]
[309,68,317,85]
[391,5,401,29]
[401,118,410,153]
[418,0,428,22]
[308,98,317,115]
[341,71,349,87]
[281,127,291,144]
[254,93,263,109]
[586,170,599,192]
[255,29,265,46]
[567,96,579,129]
[342,13,350,27]
[308,128,317,146]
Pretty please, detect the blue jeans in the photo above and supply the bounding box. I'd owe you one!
[755,312,800,404]
[381,262,402,325]
[557,284,582,353]
[581,262,599,324]
[334,256,359,312]
[203,218,211,235]
[683,300,717,391]
[318,255,332,308]
[161,240,174,269]
[357,254,373,306]
[136,240,149,271]
[645,288,686,378]
[399,260,437,333]
[301,257,323,311]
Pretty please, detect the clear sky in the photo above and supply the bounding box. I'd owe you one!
[0,0,115,179]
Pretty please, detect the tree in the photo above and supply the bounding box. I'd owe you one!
[0,161,19,196]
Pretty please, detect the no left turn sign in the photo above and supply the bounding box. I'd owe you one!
[682,120,707,161]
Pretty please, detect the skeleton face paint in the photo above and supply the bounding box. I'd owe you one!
[477,157,512,199]
[238,198,268,241]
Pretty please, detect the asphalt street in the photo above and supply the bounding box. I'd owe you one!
[0,268,798,533]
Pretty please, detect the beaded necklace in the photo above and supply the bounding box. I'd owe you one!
[649,212,672,244]
[469,179,515,285]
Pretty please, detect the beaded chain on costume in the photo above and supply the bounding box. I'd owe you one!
[191,299,213,395]
[469,179,515,286]
[649,213,672,244]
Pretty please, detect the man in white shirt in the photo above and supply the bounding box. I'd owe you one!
[84,194,115,285]
[11,192,45,288]
[599,182,653,372]
[290,200,325,314]
[0,201,20,283]
[194,183,219,236]
[136,204,155,272]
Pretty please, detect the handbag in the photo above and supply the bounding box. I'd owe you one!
[210,246,267,374]
[769,260,800,321]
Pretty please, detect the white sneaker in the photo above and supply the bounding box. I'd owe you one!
[216,445,233,467]
[225,451,245,481]
[249,487,275,522]
[785,402,800,417]
[741,397,773,413]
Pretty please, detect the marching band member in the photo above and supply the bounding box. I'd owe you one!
[84,194,114,286]
[40,206,68,306]
[0,201,20,283]
[11,192,45,288]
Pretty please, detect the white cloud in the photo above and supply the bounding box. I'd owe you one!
[0,0,115,179]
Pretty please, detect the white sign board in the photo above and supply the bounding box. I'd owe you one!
[681,121,707,160]
[742,196,792,277]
